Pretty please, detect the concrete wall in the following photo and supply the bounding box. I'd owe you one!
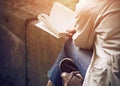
[0,0,77,86]
[0,25,26,86]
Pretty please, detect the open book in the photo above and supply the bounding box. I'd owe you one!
[35,2,75,38]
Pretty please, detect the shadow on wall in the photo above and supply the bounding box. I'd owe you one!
[0,74,15,86]
[0,25,26,86]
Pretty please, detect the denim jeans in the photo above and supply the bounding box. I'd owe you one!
[47,39,93,86]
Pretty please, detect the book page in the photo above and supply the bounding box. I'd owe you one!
[49,2,75,32]
[36,22,60,38]
[39,14,58,34]
[36,2,75,38]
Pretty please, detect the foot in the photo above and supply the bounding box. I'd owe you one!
[47,80,54,86]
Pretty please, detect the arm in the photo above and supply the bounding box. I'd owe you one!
[95,11,120,85]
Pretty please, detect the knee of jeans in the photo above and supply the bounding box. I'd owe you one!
[64,39,72,53]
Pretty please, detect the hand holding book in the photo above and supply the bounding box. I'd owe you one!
[66,29,76,39]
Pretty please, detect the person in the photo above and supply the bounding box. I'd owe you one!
[47,0,120,86]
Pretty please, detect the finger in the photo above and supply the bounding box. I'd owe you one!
[66,30,76,34]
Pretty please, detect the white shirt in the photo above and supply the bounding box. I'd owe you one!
[72,0,120,86]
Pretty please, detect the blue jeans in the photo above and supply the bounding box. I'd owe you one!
[47,39,93,86]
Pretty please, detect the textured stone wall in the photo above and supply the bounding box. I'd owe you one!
[0,0,77,86]
[0,25,26,86]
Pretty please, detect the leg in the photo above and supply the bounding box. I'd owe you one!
[47,47,68,86]
[47,39,93,86]
[65,39,93,77]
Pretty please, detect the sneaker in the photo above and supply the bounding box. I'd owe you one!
[59,58,79,73]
